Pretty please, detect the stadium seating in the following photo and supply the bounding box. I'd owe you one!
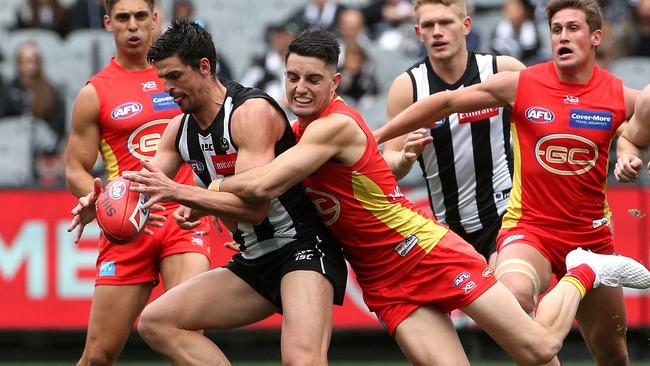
[609,57,650,90]
[0,116,34,186]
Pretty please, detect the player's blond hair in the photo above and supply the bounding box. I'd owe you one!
[412,0,468,19]
[545,0,603,32]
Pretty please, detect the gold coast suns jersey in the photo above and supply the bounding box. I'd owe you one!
[89,58,194,209]
[293,95,449,290]
[503,62,626,231]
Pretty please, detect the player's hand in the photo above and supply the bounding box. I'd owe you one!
[614,154,643,182]
[224,241,241,252]
[401,129,433,163]
[67,177,102,244]
[173,205,206,230]
[123,161,178,209]
[143,203,166,235]
[213,217,239,252]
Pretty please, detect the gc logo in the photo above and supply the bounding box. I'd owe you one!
[127,119,169,160]
[535,134,598,175]
[305,188,341,226]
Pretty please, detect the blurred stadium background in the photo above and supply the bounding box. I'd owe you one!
[0,0,649,363]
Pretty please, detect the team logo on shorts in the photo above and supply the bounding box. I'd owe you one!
[482,267,494,277]
[453,272,471,287]
[99,261,116,276]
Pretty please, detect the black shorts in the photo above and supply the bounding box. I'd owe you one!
[225,233,347,311]
[460,216,503,262]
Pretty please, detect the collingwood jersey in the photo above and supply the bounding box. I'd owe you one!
[175,79,325,259]
[407,53,513,237]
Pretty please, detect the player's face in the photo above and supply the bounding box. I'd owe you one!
[156,55,209,114]
[285,53,340,122]
[415,3,469,62]
[550,8,601,71]
[105,0,157,55]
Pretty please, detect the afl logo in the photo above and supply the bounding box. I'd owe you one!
[112,102,142,120]
[305,188,341,226]
[127,119,169,160]
[109,180,127,200]
[188,160,205,174]
[525,107,555,124]
[535,134,598,175]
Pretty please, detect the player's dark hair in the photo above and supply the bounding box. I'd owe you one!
[105,0,155,16]
[147,18,218,76]
[286,30,340,70]
[545,0,603,32]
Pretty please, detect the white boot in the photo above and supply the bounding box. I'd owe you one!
[566,248,650,289]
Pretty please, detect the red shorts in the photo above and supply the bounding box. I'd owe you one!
[497,223,614,277]
[95,211,211,286]
[362,231,497,335]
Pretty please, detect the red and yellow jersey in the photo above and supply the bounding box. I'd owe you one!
[293,95,448,290]
[89,58,194,210]
[504,62,626,231]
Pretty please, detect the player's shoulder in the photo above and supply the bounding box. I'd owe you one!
[495,55,526,72]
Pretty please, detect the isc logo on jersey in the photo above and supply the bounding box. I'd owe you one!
[112,102,143,120]
[127,119,169,160]
[535,134,598,175]
[525,107,555,124]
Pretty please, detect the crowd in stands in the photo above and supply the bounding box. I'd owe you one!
[0,0,648,188]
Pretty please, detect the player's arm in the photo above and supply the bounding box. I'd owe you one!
[381,73,432,180]
[615,85,649,182]
[150,114,186,178]
[219,114,356,202]
[64,84,103,242]
[374,71,520,144]
[126,99,286,224]
[495,55,526,72]
[64,84,101,198]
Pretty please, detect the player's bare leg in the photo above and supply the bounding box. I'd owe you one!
[137,268,276,365]
[494,242,560,365]
[393,305,470,366]
[159,252,210,289]
[495,243,554,314]
[465,249,650,365]
[576,287,629,365]
[78,284,152,366]
[279,271,335,366]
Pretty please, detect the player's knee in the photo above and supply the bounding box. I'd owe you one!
[282,342,328,366]
[137,306,167,347]
[498,274,536,313]
[591,349,628,366]
[81,349,117,366]
[516,337,562,365]
[588,337,628,365]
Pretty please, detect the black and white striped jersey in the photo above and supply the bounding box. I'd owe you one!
[175,79,326,259]
[406,53,513,237]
